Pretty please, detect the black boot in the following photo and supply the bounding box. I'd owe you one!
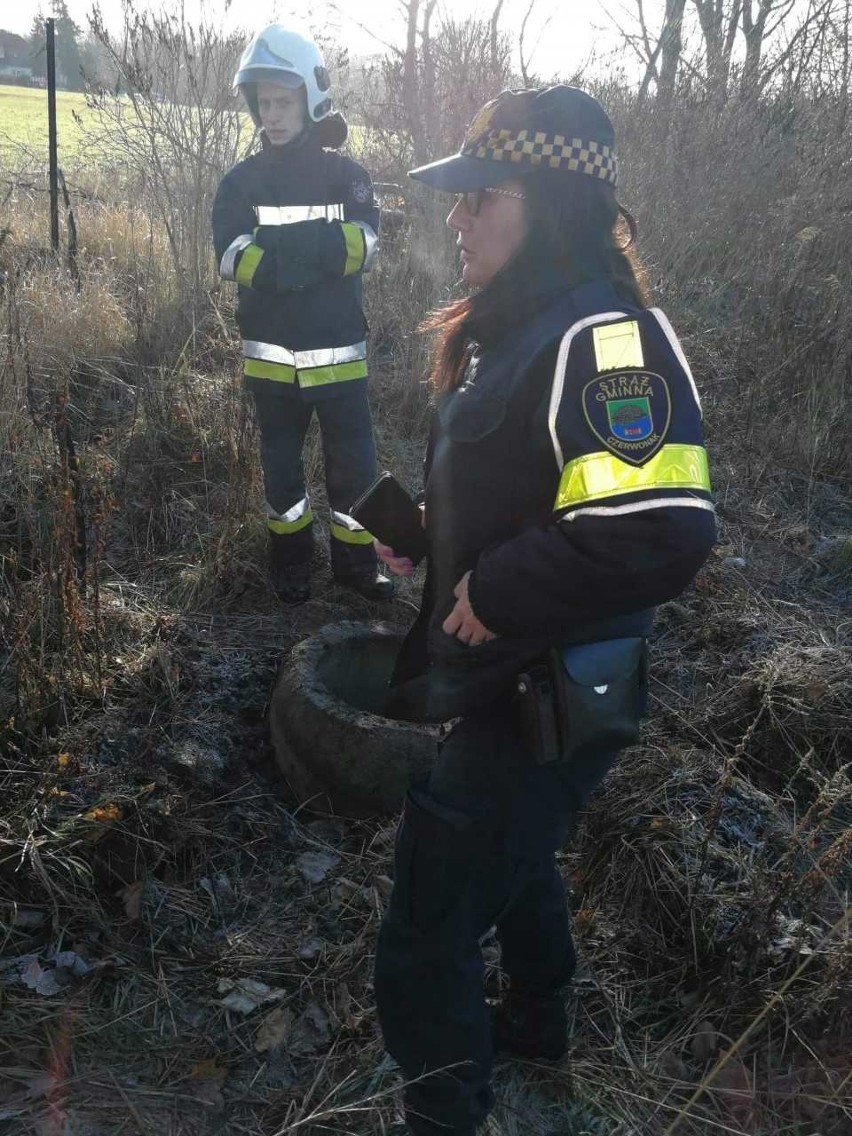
[268,532,311,604]
[330,537,395,601]
[334,565,395,601]
[271,559,311,604]
[492,988,568,1061]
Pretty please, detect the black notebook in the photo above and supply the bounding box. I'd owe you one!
[350,472,428,565]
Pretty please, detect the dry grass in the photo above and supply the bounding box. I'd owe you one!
[1,74,852,1136]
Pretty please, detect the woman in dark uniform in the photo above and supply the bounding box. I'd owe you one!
[374,86,715,1136]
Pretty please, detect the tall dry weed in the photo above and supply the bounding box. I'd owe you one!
[615,88,852,477]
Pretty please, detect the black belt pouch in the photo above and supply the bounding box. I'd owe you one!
[515,637,648,765]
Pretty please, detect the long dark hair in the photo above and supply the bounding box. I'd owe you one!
[423,169,649,393]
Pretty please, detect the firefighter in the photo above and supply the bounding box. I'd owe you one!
[212,24,392,603]
[373,86,716,1135]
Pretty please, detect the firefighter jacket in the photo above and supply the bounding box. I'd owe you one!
[394,273,716,719]
[212,132,379,401]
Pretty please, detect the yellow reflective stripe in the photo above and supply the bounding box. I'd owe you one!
[341,222,367,276]
[235,243,264,286]
[297,359,368,388]
[554,444,711,512]
[244,358,296,383]
[593,320,644,371]
[330,521,374,545]
[268,509,314,535]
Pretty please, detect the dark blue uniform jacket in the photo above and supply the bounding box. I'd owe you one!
[212,133,379,401]
[394,275,716,719]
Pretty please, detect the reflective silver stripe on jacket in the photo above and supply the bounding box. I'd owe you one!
[242,340,367,368]
[560,497,716,522]
[648,307,703,415]
[547,310,628,470]
[349,221,379,271]
[330,510,366,533]
[266,496,311,524]
[220,234,253,280]
[255,203,345,225]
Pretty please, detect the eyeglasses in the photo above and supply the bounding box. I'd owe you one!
[454,186,526,217]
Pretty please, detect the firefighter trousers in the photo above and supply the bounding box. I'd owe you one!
[374,706,621,1135]
[253,383,379,575]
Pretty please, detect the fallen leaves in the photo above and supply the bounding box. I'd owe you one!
[120,880,146,921]
[295,850,340,884]
[190,1059,226,1082]
[216,977,286,1016]
[1,950,100,996]
[255,1002,330,1057]
[297,937,323,961]
[189,1058,227,1113]
[84,803,123,825]
[81,801,124,844]
[255,1006,293,1053]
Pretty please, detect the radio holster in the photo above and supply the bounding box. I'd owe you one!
[514,637,648,765]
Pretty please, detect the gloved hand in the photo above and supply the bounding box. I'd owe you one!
[255,218,339,291]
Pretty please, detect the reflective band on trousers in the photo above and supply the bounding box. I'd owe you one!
[243,340,367,368]
[255,203,345,225]
[330,510,373,545]
[554,444,711,511]
[330,523,374,545]
[331,510,367,532]
[267,497,313,535]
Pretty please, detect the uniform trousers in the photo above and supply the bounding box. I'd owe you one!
[253,382,379,574]
[374,705,620,1135]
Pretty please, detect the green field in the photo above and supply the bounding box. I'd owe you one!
[0,84,104,166]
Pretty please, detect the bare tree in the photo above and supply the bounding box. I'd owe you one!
[354,0,517,177]
[516,0,556,85]
[659,0,689,103]
[741,0,795,90]
[490,0,505,74]
[85,2,249,293]
[401,0,427,166]
[607,0,841,106]
[690,0,742,100]
[752,0,838,93]
[420,0,440,162]
[625,0,689,105]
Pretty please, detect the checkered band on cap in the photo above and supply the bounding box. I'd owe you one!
[464,128,618,187]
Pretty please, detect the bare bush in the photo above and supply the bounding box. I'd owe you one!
[83,2,250,295]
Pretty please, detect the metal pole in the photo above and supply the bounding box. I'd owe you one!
[46,18,60,253]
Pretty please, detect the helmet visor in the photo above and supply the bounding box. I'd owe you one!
[236,66,303,91]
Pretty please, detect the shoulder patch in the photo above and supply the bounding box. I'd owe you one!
[582,369,671,465]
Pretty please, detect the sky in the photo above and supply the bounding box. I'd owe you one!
[2,0,637,81]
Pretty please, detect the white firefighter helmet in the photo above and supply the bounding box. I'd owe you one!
[234,25,333,125]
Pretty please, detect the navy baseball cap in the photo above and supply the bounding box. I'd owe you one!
[409,85,618,192]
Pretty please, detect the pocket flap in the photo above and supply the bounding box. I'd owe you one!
[560,637,645,687]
